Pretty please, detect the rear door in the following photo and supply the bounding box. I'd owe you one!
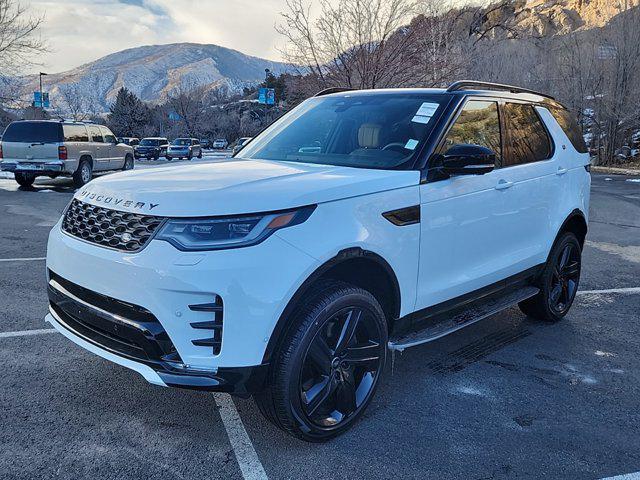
[497,101,558,270]
[87,125,109,171]
[1,122,61,169]
[417,99,520,309]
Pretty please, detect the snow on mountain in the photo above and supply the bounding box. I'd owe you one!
[24,43,289,112]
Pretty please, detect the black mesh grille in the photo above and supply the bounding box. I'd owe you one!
[62,199,164,252]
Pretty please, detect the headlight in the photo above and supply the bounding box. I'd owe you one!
[155,206,316,251]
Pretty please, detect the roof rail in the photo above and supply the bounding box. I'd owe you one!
[314,87,353,97]
[446,80,555,100]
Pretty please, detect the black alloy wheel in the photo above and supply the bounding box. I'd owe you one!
[519,232,582,322]
[255,281,387,442]
[548,242,580,315]
[299,306,384,429]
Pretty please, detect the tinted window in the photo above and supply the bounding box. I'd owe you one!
[548,106,588,153]
[101,127,116,144]
[241,94,447,169]
[172,138,190,146]
[440,100,501,163]
[3,121,62,143]
[88,126,103,143]
[503,103,552,166]
[63,124,89,142]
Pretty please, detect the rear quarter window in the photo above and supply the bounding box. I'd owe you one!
[503,103,553,166]
[63,124,89,142]
[548,106,588,153]
[3,122,62,143]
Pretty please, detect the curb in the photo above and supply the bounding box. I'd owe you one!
[592,166,640,176]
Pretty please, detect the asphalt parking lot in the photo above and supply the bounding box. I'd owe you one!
[1,167,639,480]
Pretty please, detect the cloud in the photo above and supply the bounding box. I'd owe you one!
[28,0,289,74]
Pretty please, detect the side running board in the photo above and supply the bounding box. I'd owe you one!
[388,286,539,352]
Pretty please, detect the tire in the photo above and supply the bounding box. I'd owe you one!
[153,152,160,161]
[197,149,203,159]
[254,280,388,442]
[122,155,134,171]
[187,151,193,160]
[166,156,172,161]
[15,172,36,188]
[72,159,92,188]
[519,232,582,322]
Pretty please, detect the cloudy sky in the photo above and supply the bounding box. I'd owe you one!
[28,0,292,74]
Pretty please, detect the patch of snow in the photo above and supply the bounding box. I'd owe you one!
[626,179,640,183]
[595,350,617,358]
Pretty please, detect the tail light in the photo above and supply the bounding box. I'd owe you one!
[58,146,68,160]
[0,144,3,159]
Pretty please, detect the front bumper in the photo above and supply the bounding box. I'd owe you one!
[46,221,318,391]
[0,160,65,174]
[134,149,159,158]
[46,309,268,395]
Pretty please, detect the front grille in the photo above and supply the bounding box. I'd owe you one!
[48,271,180,365]
[62,199,164,252]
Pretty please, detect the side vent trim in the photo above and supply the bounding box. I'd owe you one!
[382,205,421,226]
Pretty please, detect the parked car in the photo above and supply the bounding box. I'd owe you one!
[212,138,228,149]
[200,139,212,149]
[166,138,203,161]
[134,137,168,160]
[232,137,252,156]
[45,81,590,441]
[0,120,134,188]
[118,137,140,147]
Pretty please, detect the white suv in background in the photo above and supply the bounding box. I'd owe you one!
[0,120,134,188]
[45,82,591,441]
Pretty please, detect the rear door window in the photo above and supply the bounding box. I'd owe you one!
[63,124,89,142]
[440,100,502,165]
[3,122,62,143]
[88,126,104,143]
[548,106,588,153]
[503,103,553,166]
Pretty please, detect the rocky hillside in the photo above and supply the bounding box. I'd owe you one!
[478,0,639,38]
[23,43,289,112]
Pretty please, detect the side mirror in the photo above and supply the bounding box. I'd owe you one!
[438,144,496,176]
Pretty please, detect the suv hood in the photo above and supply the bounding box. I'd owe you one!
[76,159,419,217]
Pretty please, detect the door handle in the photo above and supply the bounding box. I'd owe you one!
[495,180,514,190]
[557,167,568,175]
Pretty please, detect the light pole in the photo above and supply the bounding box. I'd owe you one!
[39,72,48,113]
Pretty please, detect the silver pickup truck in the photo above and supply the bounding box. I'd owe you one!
[0,120,134,188]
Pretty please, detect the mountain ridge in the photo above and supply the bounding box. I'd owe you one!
[24,42,290,112]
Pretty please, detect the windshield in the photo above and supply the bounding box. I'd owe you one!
[140,139,161,146]
[172,139,190,146]
[239,93,447,169]
[3,122,63,143]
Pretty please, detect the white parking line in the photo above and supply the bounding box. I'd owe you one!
[0,257,46,262]
[601,472,640,479]
[214,393,268,480]
[578,287,640,295]
[0,328,56,338]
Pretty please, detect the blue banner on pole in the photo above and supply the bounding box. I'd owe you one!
[33,92,50,108]
[258,88,275,105]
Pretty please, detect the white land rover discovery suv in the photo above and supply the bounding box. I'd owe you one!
[45,81,591,441]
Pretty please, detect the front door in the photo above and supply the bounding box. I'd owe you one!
[87,125,109,171]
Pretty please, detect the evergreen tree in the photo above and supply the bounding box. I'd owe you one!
[107,88,152,137]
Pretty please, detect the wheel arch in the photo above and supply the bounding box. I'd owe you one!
[262,247,400,363]
[78,154,93,170]
[556,209,588,249]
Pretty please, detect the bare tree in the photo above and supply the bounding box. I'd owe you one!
[52,83,97,121]
[167,84,208,138]
[277,0,419,89]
